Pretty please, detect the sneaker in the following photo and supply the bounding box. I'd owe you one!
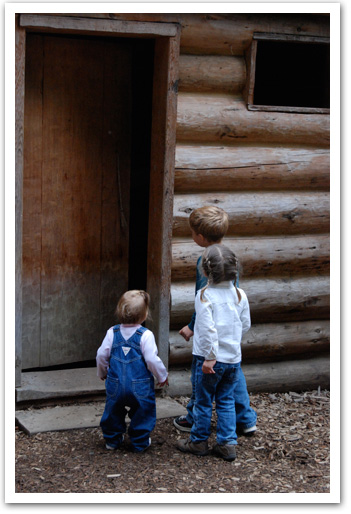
[133,438,151,453]
[237,424,257,437]
[176,438,209,456]
[105,443,118,450]
[212,443,236,462]
[105,435,124,450]
[173,415,192,432]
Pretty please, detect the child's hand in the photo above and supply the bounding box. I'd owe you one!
[202,360,216,374]
[157,378,169,387]
[179,325,194,341]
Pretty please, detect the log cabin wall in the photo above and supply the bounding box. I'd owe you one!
[169,13,330,390]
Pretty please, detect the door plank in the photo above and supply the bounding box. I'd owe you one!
[22,35,43,368]
[37,36,131,366]
[99,39,132,335]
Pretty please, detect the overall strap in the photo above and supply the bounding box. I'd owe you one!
[112,324,125,344]
[135,326,147,336]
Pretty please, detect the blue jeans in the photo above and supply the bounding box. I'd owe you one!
[100,326,156,452]
[186,356,257,431]
[190,357,241,445]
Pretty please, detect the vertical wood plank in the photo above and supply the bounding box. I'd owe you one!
[15,16,26,384]
[100,39,132,335]
[40,35,105,365]
[147,29,180,368]
[22,34,43,368]
[35,35,132,366]
[244,39,257,106]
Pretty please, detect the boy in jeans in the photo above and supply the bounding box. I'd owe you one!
[173,206,257,436]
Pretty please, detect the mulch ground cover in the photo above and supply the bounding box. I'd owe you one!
[15,389,330,494]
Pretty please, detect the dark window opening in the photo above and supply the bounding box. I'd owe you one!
[128,39,154,291]
[245,34,330,113]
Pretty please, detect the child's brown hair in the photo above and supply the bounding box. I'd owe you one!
[189,206,229,243]
[116,290,150,324]
[200,244,241,303]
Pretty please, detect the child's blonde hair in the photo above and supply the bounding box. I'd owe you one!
[116,290,150,324]
[200,244,241,303]
[189,206,229,242]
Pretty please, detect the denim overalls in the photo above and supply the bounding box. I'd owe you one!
[100,325,156,452]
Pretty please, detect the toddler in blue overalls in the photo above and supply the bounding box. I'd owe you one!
[96,290,168,453]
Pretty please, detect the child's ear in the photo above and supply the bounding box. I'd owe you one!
[198,233,207,245]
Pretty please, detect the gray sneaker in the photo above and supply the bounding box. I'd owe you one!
[212,443,237,462]
[176,438,209,456]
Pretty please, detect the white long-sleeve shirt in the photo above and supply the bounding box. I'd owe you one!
[192,282,251,364]
[96,324,168,383]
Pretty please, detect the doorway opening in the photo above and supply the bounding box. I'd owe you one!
[17,14,179,383]
[128,40,154,292]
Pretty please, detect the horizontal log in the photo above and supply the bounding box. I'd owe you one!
[179,55,246,93]
[176,93,330,146]
[173,192,330,237]
[169,320,330,365]
[170,276,330,327]
[59,14,330,55]
[175,145,330,192]
[171,235,330,281]
[167,356,330,395]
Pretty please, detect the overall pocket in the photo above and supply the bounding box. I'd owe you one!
[132,378,151,400]
[105,376,119,399]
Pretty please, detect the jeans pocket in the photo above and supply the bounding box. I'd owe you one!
[105,377,119,399]
[226,366,240,384]
[132,378,151,399]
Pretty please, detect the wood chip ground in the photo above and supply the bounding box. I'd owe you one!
[15,390,330,494]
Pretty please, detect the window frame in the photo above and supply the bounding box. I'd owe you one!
[244,32,330,114]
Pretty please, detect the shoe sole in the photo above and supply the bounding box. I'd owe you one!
[237,427,256,437]
[218,455,236,462]
[173,419,192,432]
[212,450,236,462]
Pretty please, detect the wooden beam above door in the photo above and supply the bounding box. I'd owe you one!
[19,14,179,38]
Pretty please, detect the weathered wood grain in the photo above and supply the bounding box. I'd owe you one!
[146,29,180,368]
[173,192,330,237]
[22,36,132,367]
[175,145,329,192]
[179,55,246,93]
[43,13,330,55]
[171,235,330,280]
[22,35,44,368]
[20,14,178,37]
[15,17,26,385]
[176,93,330,146]
[170,276,330,327]
[169,320,330,365]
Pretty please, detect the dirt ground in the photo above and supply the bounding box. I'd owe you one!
[15,389,330,495]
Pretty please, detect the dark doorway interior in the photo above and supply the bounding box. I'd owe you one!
[128,39,154,292]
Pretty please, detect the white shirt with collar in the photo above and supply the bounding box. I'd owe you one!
[192,281,251,364]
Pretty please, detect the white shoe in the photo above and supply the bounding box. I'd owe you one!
[105,435,124,450]
[241,425,257,436]
[105,443,117,450]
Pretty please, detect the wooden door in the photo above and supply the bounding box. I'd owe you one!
[22,34,132,368]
